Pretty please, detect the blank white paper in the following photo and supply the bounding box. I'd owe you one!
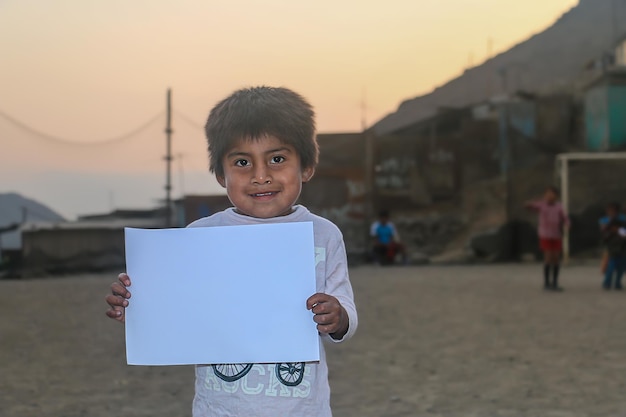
[124,222,319,366]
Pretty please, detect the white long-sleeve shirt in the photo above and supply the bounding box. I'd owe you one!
[187,205,357,417]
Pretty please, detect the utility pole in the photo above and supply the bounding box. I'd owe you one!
[360,86,367,131]
[364,126,374,259]
[611,0,617,46]
[164,88,173,228]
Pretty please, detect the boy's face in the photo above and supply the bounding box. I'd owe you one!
[607,206,618,217]
[217,135,314,219]
[544,189,557,203]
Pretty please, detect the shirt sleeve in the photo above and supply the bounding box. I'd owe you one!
[526,200,542,212]
[322,230,358,344]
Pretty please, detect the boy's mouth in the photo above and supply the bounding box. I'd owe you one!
[250,191,278,197]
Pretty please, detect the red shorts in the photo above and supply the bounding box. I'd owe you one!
[540,238,562,252]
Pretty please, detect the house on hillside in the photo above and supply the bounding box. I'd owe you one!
[367,90,587,261]
[584,68,626,151]
[300,93,581,262]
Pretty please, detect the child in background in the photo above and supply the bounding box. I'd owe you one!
[598,202,626,274]
[602,218,626,290]
[370,210,407,265]
[525,186,570,291]
[105,86,357,417]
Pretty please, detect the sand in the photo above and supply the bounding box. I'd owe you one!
[2,264,626,417]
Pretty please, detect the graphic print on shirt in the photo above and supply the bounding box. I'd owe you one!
[212,362,306,387]
[209,246,326,392]
[315,247,326,266]
[204,363,313,398]
[213,363,254,382]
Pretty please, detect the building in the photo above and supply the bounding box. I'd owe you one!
[584,69,626,151]
[173,194,231,227]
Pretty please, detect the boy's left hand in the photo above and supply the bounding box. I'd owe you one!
[307,293,349,340]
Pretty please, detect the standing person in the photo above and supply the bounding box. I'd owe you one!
[370,210,407,265]
[105,86,357,417]
[598,202,626,274]
[525,186,570,291]
[602,218,626,290]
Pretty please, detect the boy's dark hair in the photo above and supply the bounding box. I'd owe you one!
[378,210,390,218]
[546,185,559,195]
[607,201,621,212]
[205,86,318,177]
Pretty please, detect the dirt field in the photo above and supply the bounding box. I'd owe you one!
[2,264,625,417]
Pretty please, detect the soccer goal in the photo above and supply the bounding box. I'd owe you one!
[555,152,626,260]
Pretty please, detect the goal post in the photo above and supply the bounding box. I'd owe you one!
[556,152,626,261]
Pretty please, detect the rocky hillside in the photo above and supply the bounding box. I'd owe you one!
[374,0,625,135]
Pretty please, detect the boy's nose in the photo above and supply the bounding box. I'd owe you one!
[252,167,272,184]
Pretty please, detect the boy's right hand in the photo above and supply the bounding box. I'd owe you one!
[105,273,132,323]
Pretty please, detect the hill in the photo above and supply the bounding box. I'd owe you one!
[0,192,65,250]
[373,0,624,134]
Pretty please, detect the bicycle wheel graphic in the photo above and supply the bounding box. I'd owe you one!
[213,363,253,382]
[275,362,305,387]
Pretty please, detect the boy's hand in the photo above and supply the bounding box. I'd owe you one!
[307,293,349,340]
[105,273,132,323]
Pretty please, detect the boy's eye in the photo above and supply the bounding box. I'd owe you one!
[234,159,249,167]
[270,156,285,164]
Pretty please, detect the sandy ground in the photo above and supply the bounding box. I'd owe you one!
[2,264,626,417]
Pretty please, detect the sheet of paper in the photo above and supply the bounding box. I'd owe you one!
[124,222,319,366]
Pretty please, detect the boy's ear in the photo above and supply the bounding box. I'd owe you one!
[216,175,226,188]
[302,166,315,183]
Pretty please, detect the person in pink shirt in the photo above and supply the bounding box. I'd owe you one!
[525,186,570,291]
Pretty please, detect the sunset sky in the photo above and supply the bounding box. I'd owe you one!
[0,0,578,218]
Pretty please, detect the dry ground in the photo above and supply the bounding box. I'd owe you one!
[1,264,625,417]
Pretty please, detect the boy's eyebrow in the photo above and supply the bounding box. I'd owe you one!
[264,146,293,154]
[226,146,293,158]
[226,150,251,158]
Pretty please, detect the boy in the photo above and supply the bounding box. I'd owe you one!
[602,218,626,290]
[598,201,626,274]
[525,186,570,291]
[370,210,407,265]
[105,86,357,416]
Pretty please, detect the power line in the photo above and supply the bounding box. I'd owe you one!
[0,109,164,146]
[174,110,205,131]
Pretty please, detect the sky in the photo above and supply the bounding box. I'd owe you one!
[0,0,578,219]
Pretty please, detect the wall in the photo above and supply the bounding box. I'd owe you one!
[608,85,626,149]
[175,195,232,227]
[21,228,125,276]
[535,94,581,149]
[585,80,626,151]
[373,115,500,212]
[585,85,608,150]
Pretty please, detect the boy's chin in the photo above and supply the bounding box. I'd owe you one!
[234,207,294,218]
